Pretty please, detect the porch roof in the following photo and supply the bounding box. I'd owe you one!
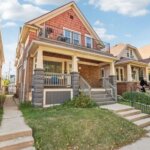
[115,57,148,66]
[27,38,118,62]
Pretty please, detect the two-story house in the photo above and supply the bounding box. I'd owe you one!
[0,31,4,90]
[110,43,149,95]
[15,2,117,107]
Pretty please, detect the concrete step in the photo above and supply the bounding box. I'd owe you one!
[91,94,111,99]
[21,147,36,150]
[97,101,116,105]
[134,118,150,128]
[91,91,107,94]
[92,97,113,102]
[0,129,32,142]
[0,136,34,150]
[115,107,134,113]
[143,126,150,131]
[118,109,141,117]
[125,113,149,122]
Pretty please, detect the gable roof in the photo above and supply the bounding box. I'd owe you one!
[139,44,150,59]
[0,31,4,64]
[25,1,103,43]
[110,43,142,59]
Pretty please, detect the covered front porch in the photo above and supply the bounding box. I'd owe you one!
[115,61,149,95]
[29,43,117,107]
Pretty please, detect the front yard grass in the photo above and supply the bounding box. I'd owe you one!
[0,108,3,124]
[20,104,145,150]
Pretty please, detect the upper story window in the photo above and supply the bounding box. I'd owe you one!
[64,29,80,45]
[127,49,134,59]
[85,35,93,48]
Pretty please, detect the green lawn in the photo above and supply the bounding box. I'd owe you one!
[20,104,145,150]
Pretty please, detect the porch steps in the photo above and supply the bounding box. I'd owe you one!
[144,126,150,131]
[91,90,115,105]
[134,118,150,128]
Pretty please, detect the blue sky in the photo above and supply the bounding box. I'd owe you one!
[0,0,150,77]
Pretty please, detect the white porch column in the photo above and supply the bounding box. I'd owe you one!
[110,61,116,76]
[72,56,78,72]
[127,64,132,81]
[146,67,149,82]
[36,50,43,69]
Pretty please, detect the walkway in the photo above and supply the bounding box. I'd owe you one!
[101,103,150,150]
[0,95,35,150]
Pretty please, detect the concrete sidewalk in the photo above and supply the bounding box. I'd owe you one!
[0,95,35,150]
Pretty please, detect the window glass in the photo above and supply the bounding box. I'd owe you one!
[116,68,119,81]
[120,68,123,81]
[64,30,71,43]
[73,32,80,45]
[43,61,62,73]
[85,36,92,48]
[101,69,105,78]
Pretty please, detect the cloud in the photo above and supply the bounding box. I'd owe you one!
[0,0,47,22]
[94,27,117,41]
[24,0,78,5]
[125,33,132,38]
[2,22,17,28]
[94,20,104,26]
[89,0,150,17]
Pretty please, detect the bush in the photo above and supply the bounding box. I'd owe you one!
[122,92,150,105]
[0,94,6,108]
[63,93,97,108]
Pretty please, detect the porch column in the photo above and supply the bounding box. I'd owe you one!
[109,61,117,101]
[32,50,44,107]
[127,64,132,82]
[71,56,79,97]
[145,67,149,82]
[110,61,116,76]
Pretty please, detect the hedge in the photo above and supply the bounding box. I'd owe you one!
[0,95,6,108]
[122,92,150,105]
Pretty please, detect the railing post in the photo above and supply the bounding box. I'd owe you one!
[71,72,79,97]
[109,75,117,101]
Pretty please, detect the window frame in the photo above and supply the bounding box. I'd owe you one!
[116,67,124,82]
[85,34,93,48]
[63,28,81,45]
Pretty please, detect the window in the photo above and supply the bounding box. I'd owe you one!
[127,49,134,59]
[101,68,105,78]
[85,36,92,48]
[44,61,62,73]
[64,30,71,43]
[116,67,124,81]
[64,29,80,45]
[73,32,80,45]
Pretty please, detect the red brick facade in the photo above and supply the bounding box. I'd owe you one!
[79,64,100,88]
[117,82,138,95]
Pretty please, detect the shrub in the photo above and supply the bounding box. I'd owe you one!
[122,92,150,105]
[0,94,6,108]
[63,93,97,108]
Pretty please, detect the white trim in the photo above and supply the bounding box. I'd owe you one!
[63,27,81,35]
[43,88,73,107]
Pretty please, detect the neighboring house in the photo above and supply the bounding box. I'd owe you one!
[110,43,149,95]
[8,75,16,94]
[15,2,117,107]
[0,31,5,91]
[139,45,150,59]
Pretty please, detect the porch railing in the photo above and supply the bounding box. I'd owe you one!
[79,76,91,97]
[37,25,110,52]
[102,77,116,100]
[44,73,71,87]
